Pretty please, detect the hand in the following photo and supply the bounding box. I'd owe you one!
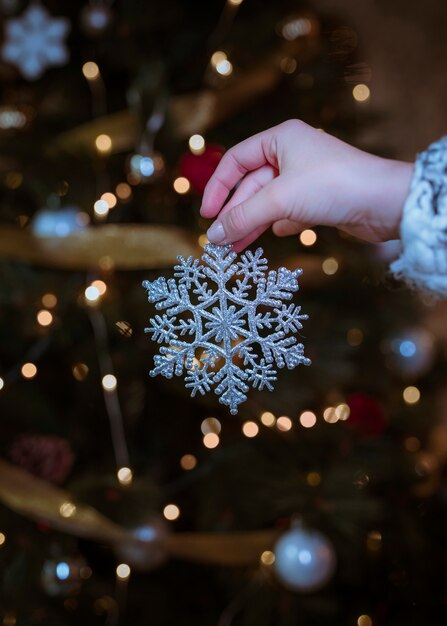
[200,119,414,252]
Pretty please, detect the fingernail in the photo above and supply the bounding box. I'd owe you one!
[207,221,227,244]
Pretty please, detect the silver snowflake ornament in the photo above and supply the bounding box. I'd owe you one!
[142,244,310,414]
[2,2,69,80]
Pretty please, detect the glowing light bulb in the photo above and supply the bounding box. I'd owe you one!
[0,377,4,391]
[94,199,109,218]
[173,177,190,194]
[353,84,371,103]
[163,504,180,521]
[0,532,5,545]
[299,411,317,428]
[95,134,112,154]
[188,134,205,155]
[102,374,117,391]
[216,59,233,76]
[276,416,292,431]
[201,417,221,435]
[299,229,317,246]
[59,501,76,518]
[82,61,100,80]
[37,309,53,327]
[203,433,219,448]
[210,51,227,67]
[101,192,117,208]
[91,280,107,295]
[42,293,57,308]
[180,454,197,470]
[21,362,37,379]
[115,182,132,200]
[260,411,276,427]
[260,550,275,565]
[322,257,339,275]
[84,285,101,302]
[116,563,130,579]
[242,421,259,437]
[403,385,420,405]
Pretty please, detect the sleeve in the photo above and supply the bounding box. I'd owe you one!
[390,136,447,298]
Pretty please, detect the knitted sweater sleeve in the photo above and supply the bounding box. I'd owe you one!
[390,136,447,297]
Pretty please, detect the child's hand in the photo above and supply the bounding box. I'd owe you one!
[200,120,413,251]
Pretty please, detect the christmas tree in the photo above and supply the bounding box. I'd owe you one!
[1,1,447,625]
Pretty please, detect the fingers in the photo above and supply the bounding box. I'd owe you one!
[200,127,279,219]
[206,177,287,245]
[272,219,309,237]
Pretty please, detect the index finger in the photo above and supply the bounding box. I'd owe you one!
[200,127,278,218]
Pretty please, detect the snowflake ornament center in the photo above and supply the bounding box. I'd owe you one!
[142,244,310,414]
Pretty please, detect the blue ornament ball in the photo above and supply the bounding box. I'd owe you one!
[31,207,88,238]
[273,526,336,592]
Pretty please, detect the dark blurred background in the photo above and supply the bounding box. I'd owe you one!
[1,1,447,625]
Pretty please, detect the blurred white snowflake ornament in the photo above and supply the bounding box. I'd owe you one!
[143,244,310,414]
[2,2,69,80]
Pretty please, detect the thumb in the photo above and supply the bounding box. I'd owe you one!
[206,179,287,245]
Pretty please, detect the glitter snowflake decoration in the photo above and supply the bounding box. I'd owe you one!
[142,244,310,414]
[2,2,69,80]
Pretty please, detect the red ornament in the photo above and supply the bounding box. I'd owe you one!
[346,393,387,437]
[8,434,74,485]
[179,144,225,194]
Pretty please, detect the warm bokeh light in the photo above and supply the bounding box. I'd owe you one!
[42,293,57,308]
[347,327,364,346]
[366,530,382,552]
[280,57,297,74]
[95,134,112,154]
[180,454,197,470]
[357,616,372,626]
[102,374,117,391]
[242,421,259,438]
[404,436,421,452]
[276,415,292,431]
[72,362,89,381]
[322,257,339,275]
[82,61,100,80]
[260,411,276,427]
[59,501,76,518]
[0,532,5,546]
[403,385,420,405]
[307,471,321,486]
[353,84,371,103]
[210,51,227,67]
[117,466,133,485]
[0,377,4,391]
[335,403,350,421]
[91,280,107,295]
[201,417,221,435]
[116,182,132,200]
[21,362,37,379]
[94,199,109,217]
[299,411,317,428]
[101,192,117,208]
[173,176,190,194]
[203,433,220,448]
[299,229,317,246]
[37,309,53,327]
[188,134,205,155]
[323,407,338,423]
[163,504,180,521]
[227,0,243,5]
[84,285,101,302]
[260,550,275,566]
[116,563,131,580]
